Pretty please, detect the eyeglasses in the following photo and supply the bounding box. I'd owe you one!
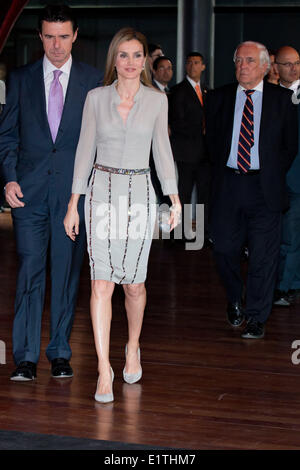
[276,61,300,68]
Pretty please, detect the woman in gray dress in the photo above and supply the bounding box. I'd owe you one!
[64,28,180,403]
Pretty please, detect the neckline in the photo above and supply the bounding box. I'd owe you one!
[112,80,144,105]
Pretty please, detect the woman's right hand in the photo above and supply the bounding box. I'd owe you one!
[64,206,80,241]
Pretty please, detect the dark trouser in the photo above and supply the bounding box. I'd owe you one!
[0,174,5,207]
[176,160,211,238]
[149,151,169,206]
[210,170,281,324]
[11,185,86,365]
[277,191,300,292]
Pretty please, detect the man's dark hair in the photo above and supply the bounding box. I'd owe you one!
[152,56,172,71]
[38,4,78,33]
[148,43,162,56]
[186,51,205,63]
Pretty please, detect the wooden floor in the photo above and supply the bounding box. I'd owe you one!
[1,212,300,450]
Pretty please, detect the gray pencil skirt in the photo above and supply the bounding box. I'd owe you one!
[84,164,157,284]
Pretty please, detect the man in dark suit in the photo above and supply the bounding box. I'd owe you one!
[169,52,210,243]
[150,56,173,207]
[0,63,6,212]
[273,46,300,306]
[206,41,298,339]
[0,5,100,380]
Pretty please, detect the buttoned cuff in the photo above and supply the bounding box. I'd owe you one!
[161,178,178,196]
[71,178,87,195]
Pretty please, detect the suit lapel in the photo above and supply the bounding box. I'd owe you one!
[28,59,52,141]
[184,78,209,108]
[224,84,237,159]
[259,82,273,161]
[27,59,88,145]
[55,61,86,144]
[152,79,160,90]
[202,85,208,105]
[184,78,203,108]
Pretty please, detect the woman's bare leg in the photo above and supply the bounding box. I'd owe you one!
[90,279,115,394]
[123,283,146,374]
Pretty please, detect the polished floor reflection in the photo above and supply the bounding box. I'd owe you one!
[1,213,300,449]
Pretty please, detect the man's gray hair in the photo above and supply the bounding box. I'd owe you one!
[233,41,271,75]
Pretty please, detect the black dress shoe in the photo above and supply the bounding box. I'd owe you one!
[241,318,265,339]
[273,289,290,307]
[242,246,249,260]
[51,358,73,378]
[10,361,36,381]
[226,302,245,327]
[203,238,213,249]
[288,289,300,302]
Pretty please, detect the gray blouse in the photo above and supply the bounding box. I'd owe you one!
[71,81,178,195]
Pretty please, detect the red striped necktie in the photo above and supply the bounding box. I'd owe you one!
[237,89,254,173]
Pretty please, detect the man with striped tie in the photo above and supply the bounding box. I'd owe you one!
[206,41,298,339]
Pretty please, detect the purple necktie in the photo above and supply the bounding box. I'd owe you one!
[48,69,63,142]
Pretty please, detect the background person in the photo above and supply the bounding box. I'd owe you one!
[148,42,163,73]
[266,50,280,85]
[273,46,300,306]
[0,62,7,213]
[169,51,210,243]
[152,55,173,92]
[150,56,174,207]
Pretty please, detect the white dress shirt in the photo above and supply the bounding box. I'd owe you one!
[227,80,264,170]
[153,79,166,92]
[186,75,201,94]
[280,78,300,94]
[43,55,72,113]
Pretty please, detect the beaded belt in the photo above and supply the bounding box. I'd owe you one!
[94,163,150,176]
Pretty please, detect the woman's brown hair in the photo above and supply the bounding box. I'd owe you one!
[103,27,153,87]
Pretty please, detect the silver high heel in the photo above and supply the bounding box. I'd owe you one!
[94,366,114,403]
[123,345,142,384]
